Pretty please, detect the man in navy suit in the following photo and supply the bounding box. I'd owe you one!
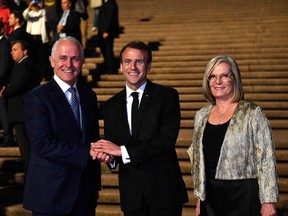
[23,36,101,216]
[91,41,188,216]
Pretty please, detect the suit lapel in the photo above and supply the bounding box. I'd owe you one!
[120,89,131,135]
[50,80,82,132]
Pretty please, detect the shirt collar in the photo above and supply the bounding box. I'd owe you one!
[17,55,28,63]
[126,81,147,99]
[53,74,77,93]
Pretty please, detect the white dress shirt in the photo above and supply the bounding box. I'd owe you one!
[119,82,147,164]
[53,75,82,128]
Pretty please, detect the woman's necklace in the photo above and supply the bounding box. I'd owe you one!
[214,103,233,125]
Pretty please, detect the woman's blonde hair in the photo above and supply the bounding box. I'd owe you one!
[202,55,244,104]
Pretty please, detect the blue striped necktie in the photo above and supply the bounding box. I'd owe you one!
[68,87,80,128]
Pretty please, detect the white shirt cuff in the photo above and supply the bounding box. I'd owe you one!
[121,146,131,164]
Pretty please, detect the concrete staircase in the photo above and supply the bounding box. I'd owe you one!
[1,0,288,215]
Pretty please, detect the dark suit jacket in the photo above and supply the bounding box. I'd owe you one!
[103,80,188,212]
[23,79,101,214]
[0,36,13,88]
[98,0,120,38]
[2,57,38,123]
[8,27,34,59]
[57,10,82,43]
[7,0,27,12]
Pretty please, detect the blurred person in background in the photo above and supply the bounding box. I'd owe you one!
[97,0,119,74]
[7,0,27,13]
[0,20,15,147]
[56,0,81,44]
[23,0,52,81]
[74,0,88,49]
[0,0,13,35]
[89,0,101,32]
[0,40,39,171]
[8,10,34,62]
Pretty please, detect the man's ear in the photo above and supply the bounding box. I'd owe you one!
[147,63,151,72]
[49,56,55,68]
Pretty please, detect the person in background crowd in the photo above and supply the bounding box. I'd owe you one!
[43,0,61,45]
[74,0,88,49]
[0,0,13,35]
[97,0,119,74]
[23,36,101,216]
[0,20,15,147]
[23,0,52,81]
[187,55,278,216]
[7,0,27,13]
[89,0,101,32]
[91,41,188,216]
[56,0,81,44]
[8,10,34,61]
[0,40,39,171]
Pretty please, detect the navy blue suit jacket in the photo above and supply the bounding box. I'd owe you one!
[23,79,101,214]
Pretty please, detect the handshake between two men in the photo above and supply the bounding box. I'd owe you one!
[90,139,121,164]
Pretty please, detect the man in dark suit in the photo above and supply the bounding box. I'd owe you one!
[91,41,188,216]
[8,11,35,65]
[97,0,120,74]
[0,40,38,171]
[23,36,101,216]
[7,0,27,13]
[0,20,16,147]
[56,0,82,44]
[8,11,33,43]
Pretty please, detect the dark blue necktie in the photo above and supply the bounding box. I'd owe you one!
[131,92,139,137]
[68,87,80,128]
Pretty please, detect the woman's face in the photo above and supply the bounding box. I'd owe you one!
[208,62,234,101]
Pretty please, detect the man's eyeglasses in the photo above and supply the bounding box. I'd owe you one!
[207,73,234,83]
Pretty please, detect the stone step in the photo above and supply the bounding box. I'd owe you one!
[179,101,288,110]
[96,78,288,88]
[0,202,197,216]
[101,172,288,192]
[96,93,288,104]
[93,85,288,95]
[98,188,288,212]
[0,129,286,157]
[97,119,288,129]
[179,110,288,119]
[179,119,288,129]
[99,160,288,178]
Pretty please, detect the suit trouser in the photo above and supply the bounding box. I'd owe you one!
[98,34,116,74]
[123,199,183,216]
[14,123,31,171]
[0,98,14,144]
[32,171,96,216]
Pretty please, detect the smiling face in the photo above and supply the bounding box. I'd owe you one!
[209,62,234,102]
[120,47,151,91]
[49,39,83,86]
